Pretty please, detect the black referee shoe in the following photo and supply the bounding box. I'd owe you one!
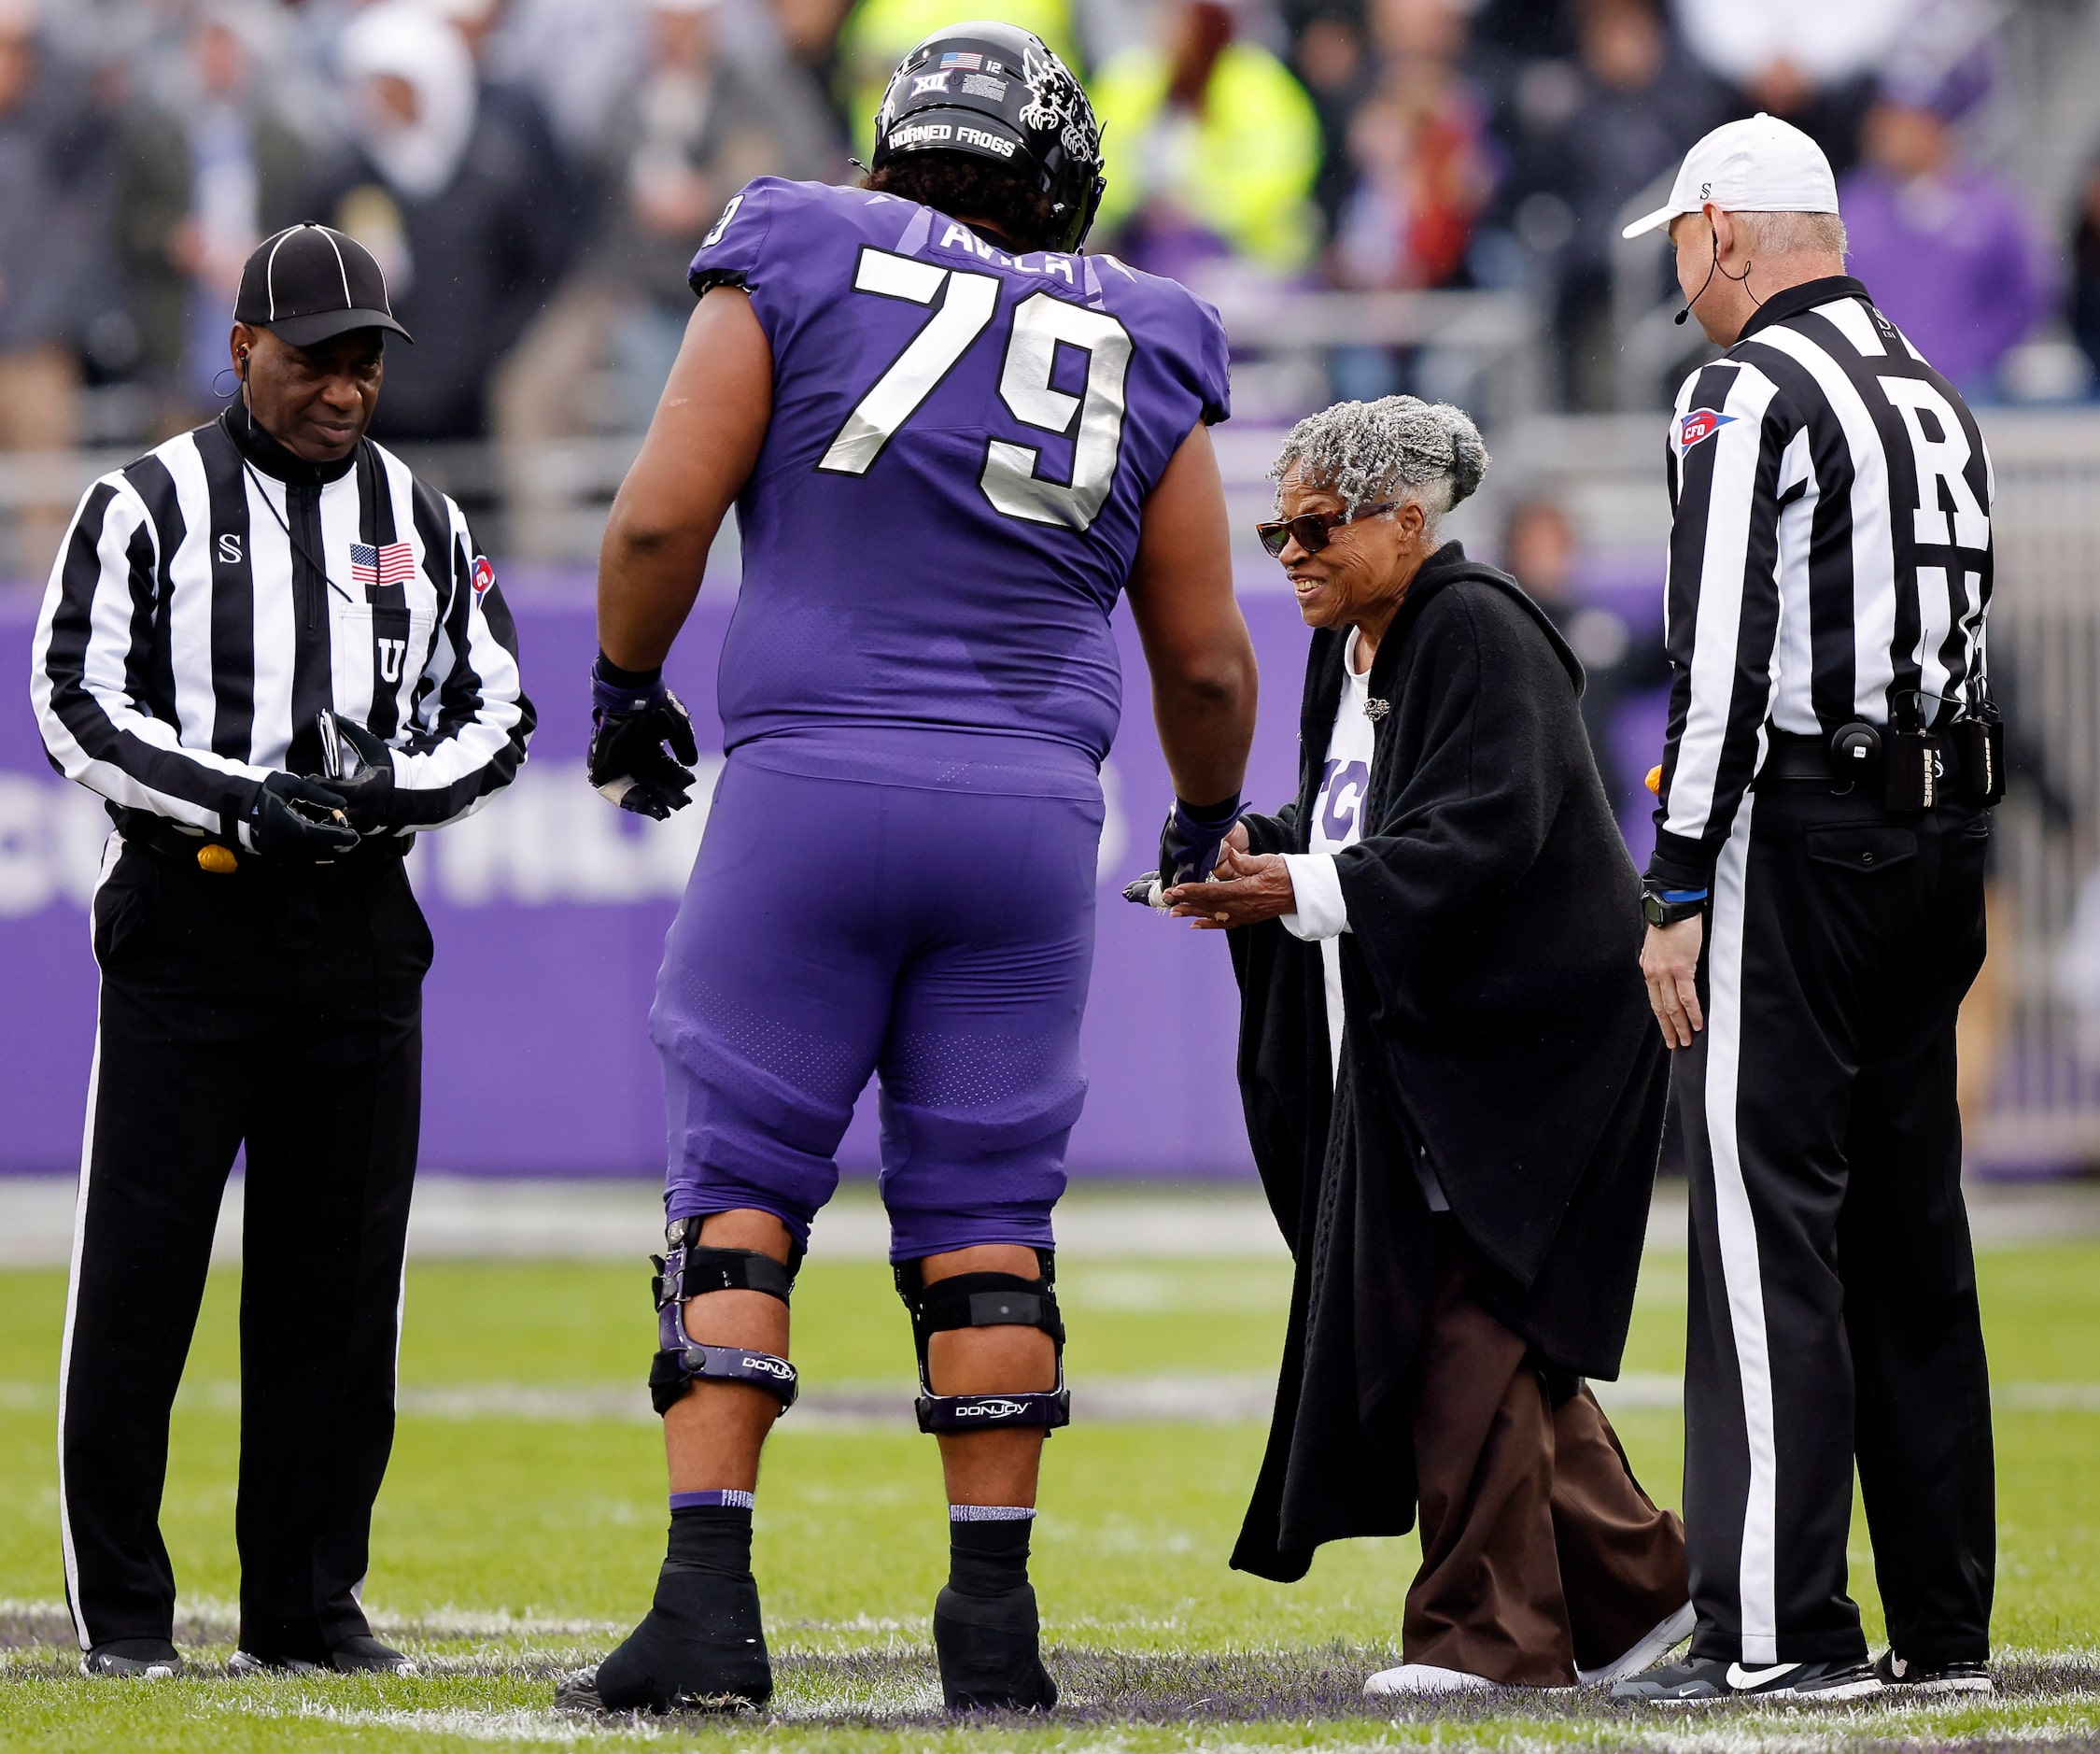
[1611,1656,1883,1704]
[1874,1649,1993,1694]
[81,1638,184,1678]
[229,1634,416,1676]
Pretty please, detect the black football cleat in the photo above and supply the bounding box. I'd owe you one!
[81,1638,183,1678]
[1612,1656,1883,1704]
[583,1565,770,1713]
[932,1582,1057,1711]
[1873,1649,1992,1694]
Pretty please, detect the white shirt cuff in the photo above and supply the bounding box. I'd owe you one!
[1280,853,1350,941]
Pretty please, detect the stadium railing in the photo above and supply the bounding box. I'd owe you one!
[1476,406,2100,1174]
[0,283,1547,576]
[5,362,2098,1172]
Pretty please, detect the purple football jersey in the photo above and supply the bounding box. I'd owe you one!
[687,177,1232,796]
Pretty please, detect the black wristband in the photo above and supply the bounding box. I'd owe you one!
[594,650,662,691]
[1176,793,1242,825]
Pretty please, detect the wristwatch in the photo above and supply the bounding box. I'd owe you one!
[1642,885,1709,928]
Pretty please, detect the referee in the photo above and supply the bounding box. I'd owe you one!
[30,224,533,1678]
[1611,117,1998,1704]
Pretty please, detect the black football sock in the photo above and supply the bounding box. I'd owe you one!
[948,1510,1034,1594]
[934,1509,1055,1711]
[592,1505,770,1712]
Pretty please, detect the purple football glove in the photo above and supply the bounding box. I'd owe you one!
[1157,795,1244,889]
[588,653,699,820]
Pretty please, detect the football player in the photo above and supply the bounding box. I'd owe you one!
[573,21,1259,1715]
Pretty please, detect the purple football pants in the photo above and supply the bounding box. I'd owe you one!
[652,752,1101,1262]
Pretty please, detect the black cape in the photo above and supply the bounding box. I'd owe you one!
[1225,542,1667,1583]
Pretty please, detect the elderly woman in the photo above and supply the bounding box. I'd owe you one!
[1164,398,1689,1695]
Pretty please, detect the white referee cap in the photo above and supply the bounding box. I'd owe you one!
[1620,113,1839,239]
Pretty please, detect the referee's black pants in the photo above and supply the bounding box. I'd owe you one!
[1675,779,1994,1670]
[61,830,430,1659]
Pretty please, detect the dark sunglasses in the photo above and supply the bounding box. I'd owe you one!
[1255,500,1402,559]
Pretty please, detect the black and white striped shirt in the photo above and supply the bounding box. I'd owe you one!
[30,408,532,846]
[1651,275,1994,882]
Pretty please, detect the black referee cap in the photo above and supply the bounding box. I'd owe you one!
[233,223,414,347]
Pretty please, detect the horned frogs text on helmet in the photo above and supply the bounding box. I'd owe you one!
[869,21,1106,253]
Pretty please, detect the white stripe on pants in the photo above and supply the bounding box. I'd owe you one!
[1703,794,1782,1666]
[57,830,124,1650]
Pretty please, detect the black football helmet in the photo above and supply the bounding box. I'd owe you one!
[869,21,1106,253]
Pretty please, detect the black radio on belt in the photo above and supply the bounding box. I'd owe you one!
[1952,704,2006,807]
[1882,697,1939,813]
[1827,692,2003,812]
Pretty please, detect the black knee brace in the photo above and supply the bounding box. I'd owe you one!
[895,1250,1070,1435]
[648,1219,801,1417]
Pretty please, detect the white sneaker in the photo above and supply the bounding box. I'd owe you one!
[1578,1601,1698,1686]
[1363,1662,1501,1697]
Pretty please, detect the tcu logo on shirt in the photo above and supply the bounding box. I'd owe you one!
[1680,408,1736,450]
[1319,759,1370,842]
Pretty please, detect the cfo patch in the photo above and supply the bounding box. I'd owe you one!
[1680,408,1736,450]
[471,554,496,601]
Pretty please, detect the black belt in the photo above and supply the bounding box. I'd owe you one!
[117,810,412,876]
[1758,732,1858,785]
[1757,730,1970,792]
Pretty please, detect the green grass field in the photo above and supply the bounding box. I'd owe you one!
[2,1221,2096,1750]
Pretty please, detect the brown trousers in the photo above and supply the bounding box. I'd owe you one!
[1403,1229,1688,1687]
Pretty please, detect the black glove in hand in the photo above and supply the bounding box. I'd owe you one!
[1122,871,1170,911]
[246,771,359,860]
[588,653,699,820]
[316,710,396,835]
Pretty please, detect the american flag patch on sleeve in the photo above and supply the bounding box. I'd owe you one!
[350,541,417,591]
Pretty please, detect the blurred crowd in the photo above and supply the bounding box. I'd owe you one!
[0,0,2095,474]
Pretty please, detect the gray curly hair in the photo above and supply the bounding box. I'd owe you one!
[1270,396,1490,529]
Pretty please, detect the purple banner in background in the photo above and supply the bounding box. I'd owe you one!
[0,563,1666,1178]
[0,572,1304,1176]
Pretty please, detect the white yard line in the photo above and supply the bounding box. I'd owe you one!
[4,1372,2097,1425]
[247,1702,665,1745]
[4,1176,2097,1268]
[208,1687,2100,1750]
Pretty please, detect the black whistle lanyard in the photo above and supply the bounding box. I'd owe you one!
[238,457,358,628]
